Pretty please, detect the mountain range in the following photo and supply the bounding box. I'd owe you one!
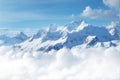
[0,20,120,52]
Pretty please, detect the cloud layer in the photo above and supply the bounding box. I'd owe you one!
[0,45,120,80]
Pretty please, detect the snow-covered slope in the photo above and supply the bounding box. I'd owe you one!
[0,32,28,45]
[13,21,120,52]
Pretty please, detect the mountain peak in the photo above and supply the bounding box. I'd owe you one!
[76,21,88,31]
[14,32,28,41]
[65,20,83,31]
[46,24,58,32]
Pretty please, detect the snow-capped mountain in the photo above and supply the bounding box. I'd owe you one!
[0,32,28,45]
[11,20,120,52]
[0,20,119,51]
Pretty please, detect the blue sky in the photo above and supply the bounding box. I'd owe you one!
[0,0,119,29]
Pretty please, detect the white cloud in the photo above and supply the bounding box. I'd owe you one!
[103,0,120,10]
[80,6,118,19]
[0,45,120,80]
[103,0,120,18]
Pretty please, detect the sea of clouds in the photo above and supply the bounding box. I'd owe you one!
[0,45,120,80]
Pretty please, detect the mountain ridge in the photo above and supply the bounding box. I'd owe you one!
[0,20,120,52]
